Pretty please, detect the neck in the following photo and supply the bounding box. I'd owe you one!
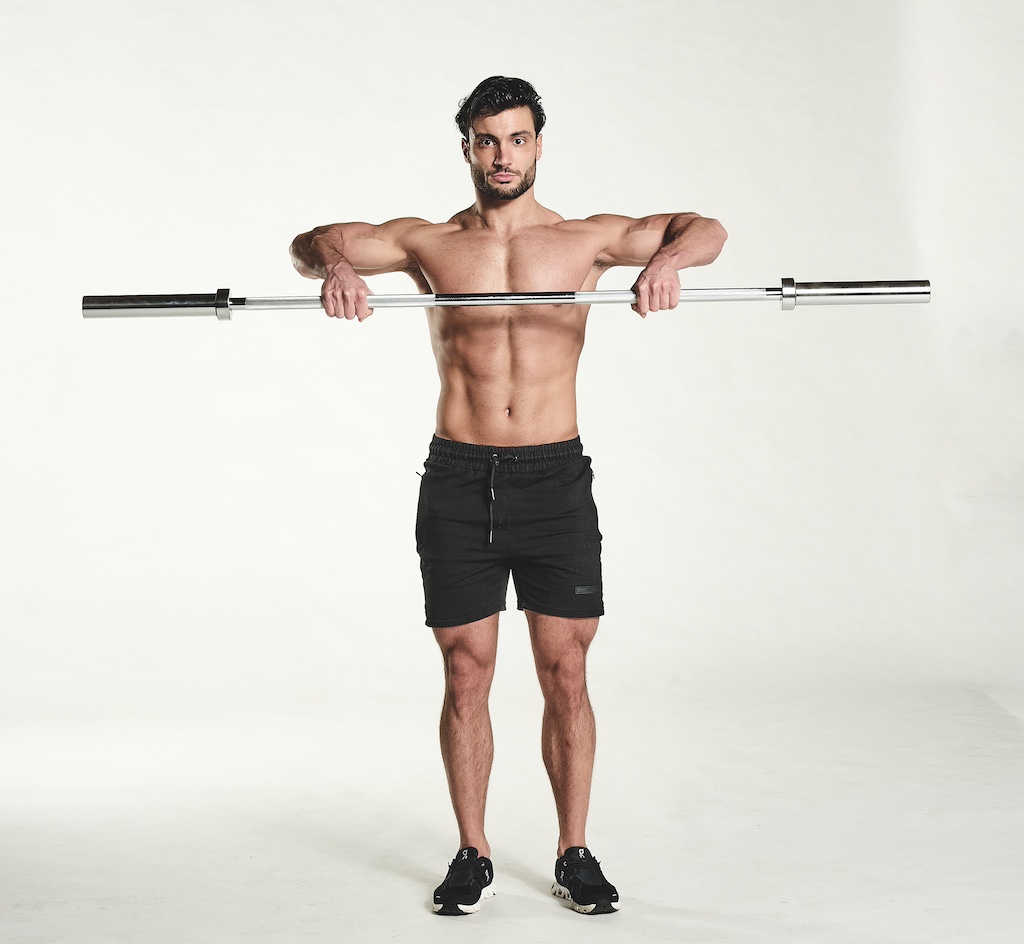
[471,187,544,230]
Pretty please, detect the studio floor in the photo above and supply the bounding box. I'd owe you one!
[3,684,1023,944]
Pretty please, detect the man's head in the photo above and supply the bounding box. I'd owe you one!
[456,77,546,202]
[455,76,546,141]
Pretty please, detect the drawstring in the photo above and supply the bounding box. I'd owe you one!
[488,453,518,544]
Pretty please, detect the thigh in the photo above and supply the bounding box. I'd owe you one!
[434,613,501,679]
[417,460,511,628]
[510,457,603,620]
[432,614,499,667]
[526,610,600,680]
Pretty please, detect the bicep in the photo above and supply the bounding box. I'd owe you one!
[592,213,694,267]
[302,218,426,275]
[345,218,431,274]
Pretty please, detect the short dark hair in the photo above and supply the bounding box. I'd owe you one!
[455,76,546,140]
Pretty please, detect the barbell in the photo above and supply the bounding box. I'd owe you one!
[82,279,930,320]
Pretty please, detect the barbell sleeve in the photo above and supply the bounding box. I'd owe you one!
[81,279,930,319]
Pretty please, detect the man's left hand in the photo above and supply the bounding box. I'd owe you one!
[631,260,680,317]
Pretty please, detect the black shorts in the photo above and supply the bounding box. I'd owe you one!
[415,435,604,628]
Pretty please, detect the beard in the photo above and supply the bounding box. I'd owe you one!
[470,162,537,201]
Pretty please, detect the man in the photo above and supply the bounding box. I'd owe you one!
[290,76,726,916]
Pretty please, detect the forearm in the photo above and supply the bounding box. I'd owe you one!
[651,213,728,271]
[289,224,353,280]
[628,213,727,316]
[289,222,382,321]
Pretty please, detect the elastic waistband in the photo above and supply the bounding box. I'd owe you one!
[428,435,584,472]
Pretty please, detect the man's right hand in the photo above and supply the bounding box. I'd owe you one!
[321,259,374,321]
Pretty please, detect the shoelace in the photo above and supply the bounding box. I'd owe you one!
[445,855,487,887]
[562,853,610,884]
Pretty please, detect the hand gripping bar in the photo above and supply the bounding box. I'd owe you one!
[82,279,930,320]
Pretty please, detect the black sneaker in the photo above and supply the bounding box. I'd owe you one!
[432,847,495,915]
[552,846,620,914]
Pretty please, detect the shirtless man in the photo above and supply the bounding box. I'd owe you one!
[290,76,727,916]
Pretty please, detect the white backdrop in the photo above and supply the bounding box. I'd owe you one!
[3,2,1024,941]
[1,0,1022,729]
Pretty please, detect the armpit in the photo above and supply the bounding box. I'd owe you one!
[403,260,432,294]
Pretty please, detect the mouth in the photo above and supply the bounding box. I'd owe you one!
[490,172,517,183]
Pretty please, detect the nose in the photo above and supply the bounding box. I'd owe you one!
[492,142,511,167]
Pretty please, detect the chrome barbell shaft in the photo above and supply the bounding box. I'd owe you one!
[82,279,930,319]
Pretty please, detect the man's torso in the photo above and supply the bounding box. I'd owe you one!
[401,210,613,447]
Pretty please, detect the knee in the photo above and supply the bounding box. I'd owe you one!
[443,647,496,708]
[536,653,588,708]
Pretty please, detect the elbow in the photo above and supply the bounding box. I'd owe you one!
[290,223,346,279]
[288,236,303,273]
[714,218,728,257]
[703,217,728,264]
[674,212,728,266]
[289,231,318,279]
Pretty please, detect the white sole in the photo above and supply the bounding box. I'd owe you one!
[432,884,495,915]
[552,881,620,914]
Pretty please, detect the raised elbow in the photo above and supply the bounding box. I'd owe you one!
[289,229,322,279]
[704,217,728,263]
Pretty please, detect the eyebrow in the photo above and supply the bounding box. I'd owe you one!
[475,129,533,140]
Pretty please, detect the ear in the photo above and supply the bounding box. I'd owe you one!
[536,133,543,160]
[461,137,470,163]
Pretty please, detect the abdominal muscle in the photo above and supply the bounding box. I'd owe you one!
[428,302,589,447]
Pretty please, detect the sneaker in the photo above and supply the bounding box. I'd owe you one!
[432,847,495,915]
[552,846,620,914]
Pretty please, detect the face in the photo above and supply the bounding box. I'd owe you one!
[462,106,543,201]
